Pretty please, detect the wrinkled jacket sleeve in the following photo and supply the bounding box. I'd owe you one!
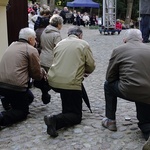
[106,49,119,82]
[84,45,95,74]
[28,50,44,80]
[54,33,62,46]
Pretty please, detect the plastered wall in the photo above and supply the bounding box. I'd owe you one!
[0,1,8,60]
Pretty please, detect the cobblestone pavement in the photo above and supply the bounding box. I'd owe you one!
[0,24,148,150]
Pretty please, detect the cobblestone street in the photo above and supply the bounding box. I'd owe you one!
[0,24,148,150]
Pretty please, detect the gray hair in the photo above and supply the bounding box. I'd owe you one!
[19,27,36,40]
[67,26,83,37]
[123,29,142,42]
[49,14,63,27]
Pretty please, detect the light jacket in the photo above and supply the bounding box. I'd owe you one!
[0,41,44,91]
[48,35,95,90]
[40,25,62,68]
[106,40,150,104]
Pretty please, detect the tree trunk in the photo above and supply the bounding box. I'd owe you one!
[49,0,55,12]
[125,0,134,28]
[40,0,47,6]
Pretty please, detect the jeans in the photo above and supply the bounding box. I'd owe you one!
[140,14,150,42]
[104,80,150,132]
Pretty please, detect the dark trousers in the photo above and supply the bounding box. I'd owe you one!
[140,14,150,43]
[52,88,82,130]
[34,66,50,95]
[104,80,150,133]
[0,88,34,126]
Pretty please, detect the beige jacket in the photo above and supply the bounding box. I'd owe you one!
[0,41,44,91]
[48,35,95,90]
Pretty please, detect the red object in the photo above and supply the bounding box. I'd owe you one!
[115,22,122,30]
[28,7,34,13]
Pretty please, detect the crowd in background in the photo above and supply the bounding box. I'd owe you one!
[28,2,100,31]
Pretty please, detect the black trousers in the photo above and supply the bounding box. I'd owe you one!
[33,66,50,95]
[104,80,150,133]
[52,88,82,130]
[0,88,34,126]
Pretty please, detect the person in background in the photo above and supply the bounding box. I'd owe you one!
[89,14,97,26]
[34,7,51,31]
[82,12,90,27]
[0,27,46,128]
[72,10,77,25]
[33,14,63,104]
[35,9,51,54]
[59,7,69,24]
[101,29,150,150]
[44,26,95,137]
[76,11,81,26]
[111,19,122,35]
[28,10,36,29]
[130,19,135,28]
[140,0,150,43]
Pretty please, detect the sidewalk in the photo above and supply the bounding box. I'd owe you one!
[0,24,147,150]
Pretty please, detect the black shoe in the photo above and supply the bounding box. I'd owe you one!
[42,93,51,104]
[44,115,58,137]
[143,132,150,141]
[143,40,150,43]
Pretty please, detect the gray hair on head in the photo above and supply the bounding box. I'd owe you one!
[19,27,36,41]
[123,29,142,42]
[49,14,63,27]
[67,26,83,37]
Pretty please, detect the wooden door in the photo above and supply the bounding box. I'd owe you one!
[6,0,28,45]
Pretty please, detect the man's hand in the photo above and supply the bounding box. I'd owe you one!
[41,68,47,80]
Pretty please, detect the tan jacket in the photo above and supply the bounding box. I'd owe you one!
[48,35,95,90]
[0,41,44,91]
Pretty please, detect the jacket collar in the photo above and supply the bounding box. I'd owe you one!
[18,38,29,44]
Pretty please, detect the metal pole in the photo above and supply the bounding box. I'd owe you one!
[103,0,105,26]
[139,0,141,29]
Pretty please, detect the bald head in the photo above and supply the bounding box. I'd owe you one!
[123,29,143,43]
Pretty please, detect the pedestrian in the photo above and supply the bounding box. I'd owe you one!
[34,8,51,31]
[111,19,122,35]
[0,27,46,128]
[59,7,69,24]
[101,29,150,150]
[140,0,150,43]
[35,9,51,54]
[33,14,63,104]
[44,26,95,137]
